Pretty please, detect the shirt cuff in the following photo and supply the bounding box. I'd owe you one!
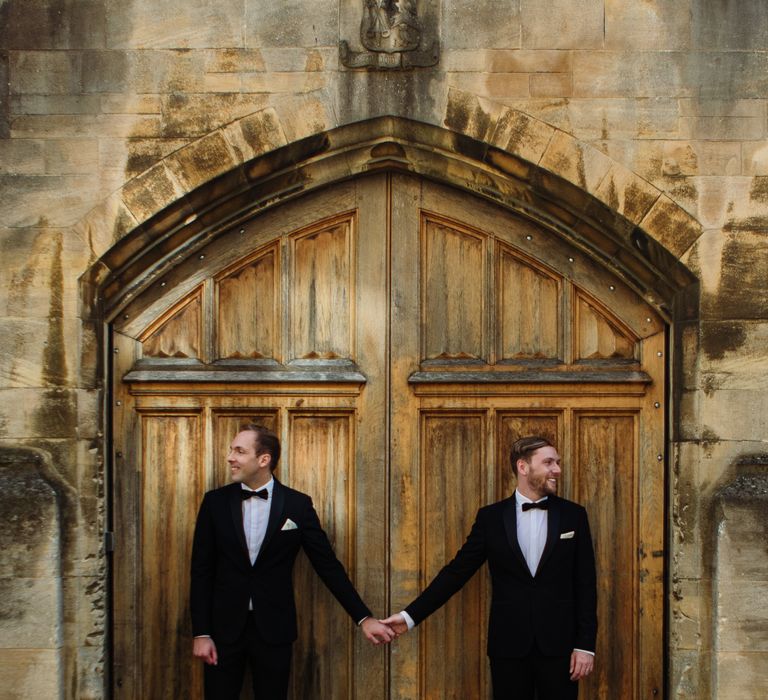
[194,635,211,639]
[400,610,415,630]
[357,616,369,626]
[573,648,595,656]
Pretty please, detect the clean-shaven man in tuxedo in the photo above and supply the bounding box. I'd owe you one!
[191,424,394,699]
[382,436,597,699]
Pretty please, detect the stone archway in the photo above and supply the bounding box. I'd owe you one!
[77,101,700,698]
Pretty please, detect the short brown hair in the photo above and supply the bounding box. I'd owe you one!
[509,436,554,476]
[240,423,281,471]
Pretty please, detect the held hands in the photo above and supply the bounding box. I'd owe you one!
[569,650,594,681]
[360,617,396,645]
[379,612,408,636]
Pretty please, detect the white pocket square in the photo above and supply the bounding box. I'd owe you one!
[281,518,298,531]
[560,531,575,539]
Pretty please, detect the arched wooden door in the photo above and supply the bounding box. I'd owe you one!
[111,173,664,699]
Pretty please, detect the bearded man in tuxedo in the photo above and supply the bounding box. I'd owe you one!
[383,436,597,699]
[191,424,394,699]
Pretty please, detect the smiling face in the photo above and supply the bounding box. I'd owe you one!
[227,430,271,490]
[516,445,562,500]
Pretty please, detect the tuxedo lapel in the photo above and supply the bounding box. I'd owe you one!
[256,478,286,565]
[502,498,530,574]
[228,484,250,562]
[535,496,561,576]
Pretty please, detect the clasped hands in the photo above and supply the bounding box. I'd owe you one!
[360,613,408,645]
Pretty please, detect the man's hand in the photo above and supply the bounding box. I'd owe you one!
[193,637,218,665]
[360,617,395,645]
[380,613,408,636]
[569,650,594,681]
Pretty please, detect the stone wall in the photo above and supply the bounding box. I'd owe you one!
[1,1,767,697]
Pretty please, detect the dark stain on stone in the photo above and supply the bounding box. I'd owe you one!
[575,148,586,189]
[723,215,768,233]
[717,235,768,316]
[669,179,698,202]
[604,175,619,211]
[701,321,747,360]
[749,176,768,202]
[0,50,8,139]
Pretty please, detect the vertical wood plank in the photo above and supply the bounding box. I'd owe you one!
[573,413,637,699]
[140,413,205,699]
[421,412,487,699]
[288,412,355,700]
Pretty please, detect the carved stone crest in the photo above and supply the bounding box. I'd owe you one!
[340,0,439,70]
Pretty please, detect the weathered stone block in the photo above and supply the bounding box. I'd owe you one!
[539,130,613,193]
[159,93,270,139]
[10,94,102,115]
[490,107,555,165]
[165,131,238,192]
[241,71,328,94]
[680,116,765,141]
[715,652,768,700]
[43,139,99,175]
[573,51,693,98]
[72,192,140,261]
[120,161,186,224]
[693,0,768,51]
[521,0,604,49]
[9,51,81,95]
[444,0,520,49]
[530,73,571,98]
[260,48,336,73]
[0,317,77,389]
[207,48,266,74]
[606,0,692,50]
[106,0,242,48]
[128,50,209,93]
[0,139,45,175]
[0,577,61,648]
[273,91,337,143]
[246,1,339,48]
[639,194,702,257]
[594,162,660,224]
[444,88,503,143]
[223,108,287,164]
[0,229,87,320]
[0,649,62,699]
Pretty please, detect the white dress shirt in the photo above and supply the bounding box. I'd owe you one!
[515,490,548,576]
[242,479,274,610]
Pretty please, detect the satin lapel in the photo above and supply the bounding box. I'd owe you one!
[256,478,286,565]
[502,498,529,574]
[228,485,250,562]
[535,496,561,576]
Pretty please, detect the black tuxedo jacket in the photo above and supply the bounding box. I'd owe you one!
[405,495,597,658]
[190,479,371,646]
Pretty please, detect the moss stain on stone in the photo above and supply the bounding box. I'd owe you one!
[701,321,747,360]
[749,176,768,202]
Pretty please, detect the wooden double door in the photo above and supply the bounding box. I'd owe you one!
[112,173,665,698]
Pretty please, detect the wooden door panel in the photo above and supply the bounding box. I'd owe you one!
[574,413,638,699]
[288,412,356,699]
[216,245,279,361]
[422,216,487,361]
[139,413,205,699]
[421,412,488,699]
[290,214,355,361]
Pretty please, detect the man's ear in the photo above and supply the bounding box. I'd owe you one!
[516,458,528,476]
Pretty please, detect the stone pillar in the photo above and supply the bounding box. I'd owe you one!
[0,448,64,699]
[713,465,768,699]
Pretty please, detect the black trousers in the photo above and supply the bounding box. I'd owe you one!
[204,613,292,700]
[490,644,579,700]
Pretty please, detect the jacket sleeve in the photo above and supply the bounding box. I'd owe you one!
[190,492,216,636]
[405,510,488,625]
[299,496,372,624]
[573,505,598,653]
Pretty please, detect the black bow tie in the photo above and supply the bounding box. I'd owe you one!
[241,489,268,501]
[522,500,548,511]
